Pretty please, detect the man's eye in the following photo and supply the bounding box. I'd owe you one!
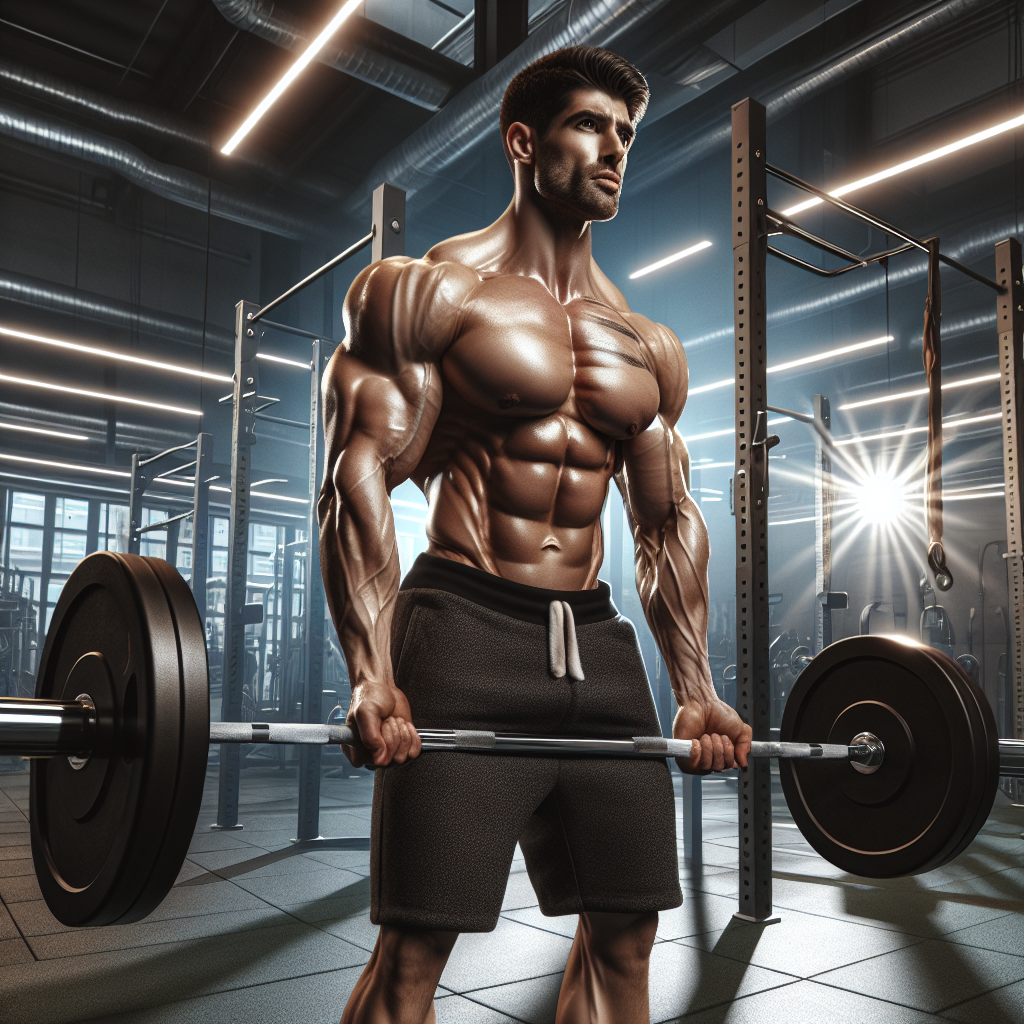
[578,119,597,129]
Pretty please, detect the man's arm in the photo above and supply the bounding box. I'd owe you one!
[317,256,473,766]
[616,322,751,773]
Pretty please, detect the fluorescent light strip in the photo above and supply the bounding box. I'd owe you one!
[0,421,88,441]
[0,326,232,383]
[222,0,362,154]
[629,240,712,280]
[782,110,1024,217]
[838,373,1000,411]
[689,336,891,395]
[257,352,311,370]
[769,515,816,526]
[0,453,129,477]
[0,373,201,416]
[0,470,128,495]
[690,460,734,469]
[682,417,790,443]
[835,411,1001,446]
[943,490,1005,501]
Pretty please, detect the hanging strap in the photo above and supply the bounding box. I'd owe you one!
[923,237,953,591]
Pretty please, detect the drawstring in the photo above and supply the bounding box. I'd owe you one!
[548,601,584,681]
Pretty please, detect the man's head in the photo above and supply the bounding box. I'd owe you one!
[500,47,649,222]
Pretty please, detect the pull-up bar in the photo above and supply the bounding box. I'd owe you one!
[766,163,1005,294]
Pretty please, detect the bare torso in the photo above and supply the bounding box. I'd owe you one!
[398,228,677,590]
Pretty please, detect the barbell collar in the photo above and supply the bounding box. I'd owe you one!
[998,739,1024,778]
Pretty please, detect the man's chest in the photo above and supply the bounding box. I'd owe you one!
[440,275,662,440]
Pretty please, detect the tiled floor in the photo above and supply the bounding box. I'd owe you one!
[0,764,1021,1023]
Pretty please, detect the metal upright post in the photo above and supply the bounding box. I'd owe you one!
[731,98,776,924]
[996,239,1024,753]
[372,183,405,262]
[813,395,834,652]
[127,454,145,556]
[214,300,261,830]
[191,432,213,625]
[296,338,331,841]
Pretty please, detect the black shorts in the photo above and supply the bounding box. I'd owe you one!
[370,554,682,932]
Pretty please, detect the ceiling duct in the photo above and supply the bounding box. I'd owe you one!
[0,56,340,202]
[0,99,323,239]
[0,267,234,353]
[211,0,473,111]
[356,0,765,201]
[628,0,991,195]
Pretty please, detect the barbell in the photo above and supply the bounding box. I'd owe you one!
[1,552,1022,928]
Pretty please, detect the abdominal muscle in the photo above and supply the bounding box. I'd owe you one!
[413,408,615,591]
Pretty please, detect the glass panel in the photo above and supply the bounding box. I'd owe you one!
[51,531,87,574]
[11,492,44,526]
[8,527,43,572]
[54,497,88,531]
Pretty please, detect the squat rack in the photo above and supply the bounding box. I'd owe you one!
[215,183,405,842]
[730,97,1024,923]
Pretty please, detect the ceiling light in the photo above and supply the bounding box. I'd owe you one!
[221,0,362,155]
[943,490,1005,501]
[629,240,712,280]
[0,453,129,477]
[251,491,307,504]
[0,326,232,382]
[0,421,88,441]
[257,353,311,370]
[0,470,128,495]
[690,460,734,469]
[838,372,1000,411]
[768,515,816,526]
[835,411,1001,446]
[0,373,201,416]
[782,110,1024,217]
[681,417,791,443]
[688,335,891,395]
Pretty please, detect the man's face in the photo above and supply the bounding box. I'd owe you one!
[532,87,634,222]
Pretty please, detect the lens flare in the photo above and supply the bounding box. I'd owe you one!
[855,475,906,526]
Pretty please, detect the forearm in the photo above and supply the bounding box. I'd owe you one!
[318,443,401,692]
[633,497,716,707]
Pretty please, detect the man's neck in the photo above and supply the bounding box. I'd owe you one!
[494,190,596,303]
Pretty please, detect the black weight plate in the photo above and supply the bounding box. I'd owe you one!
[139,557,209,919]
[933,647,999,864]
[779,635,983,878]
[31,552,187,926]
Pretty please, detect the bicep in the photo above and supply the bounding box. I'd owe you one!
[617,415,692,531]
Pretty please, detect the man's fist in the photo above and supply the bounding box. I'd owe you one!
[343,684,421,768]
[673,700,752,774]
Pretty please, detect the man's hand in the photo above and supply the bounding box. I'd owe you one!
[673,700,752,774]
[343,684,422,768]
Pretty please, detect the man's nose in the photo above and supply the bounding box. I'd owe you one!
[602,131,626,165]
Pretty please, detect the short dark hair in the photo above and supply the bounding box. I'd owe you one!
[499,47,648,159]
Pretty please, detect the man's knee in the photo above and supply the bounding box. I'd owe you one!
[375,925,459,988]
[578,911,658,970]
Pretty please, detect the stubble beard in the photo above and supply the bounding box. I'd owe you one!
[535,147,620,223]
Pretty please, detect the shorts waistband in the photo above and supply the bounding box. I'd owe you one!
[400,554,617,626]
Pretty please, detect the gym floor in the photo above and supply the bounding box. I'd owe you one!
[0,763,1021,1024]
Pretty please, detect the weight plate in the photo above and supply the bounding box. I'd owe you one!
[934,647,999,864]
[30,553,201,926]
[779,635,986,878]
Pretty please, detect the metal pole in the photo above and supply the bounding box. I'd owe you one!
[296,338,330,841]
[191,432,212,626]
[814,395,833,652]
[731,98,776,924]
[127,453,144,556]
[214,299,260,830]
[996,239,1024,755]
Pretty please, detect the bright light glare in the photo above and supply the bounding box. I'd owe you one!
[855,475,906,526]
[782,110,1024,216]
[257,352,311,370]
[0,326,232,382]
[835,411,1001,446]
[838,373,1000,411]
[630,240,712,280]
[0,453,130,477]
[221,0,362,155]
[0,373,201,416]
[688,335,891,395]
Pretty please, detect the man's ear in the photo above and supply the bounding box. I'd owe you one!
[506,121,536,164]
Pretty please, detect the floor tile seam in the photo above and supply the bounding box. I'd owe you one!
[0,888,38,961]
[651,977,806,1024]
[936,973,1024,1014]
[453,989,537,1023]
[21,914,352,963]
[18,902,293,941]
[764,896,956,938]
[458,968,569,996]
[665,937,806,981]
[927,909,1021,945]
[809,968,993,1014]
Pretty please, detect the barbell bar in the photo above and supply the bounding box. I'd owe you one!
[0,697,888,768]
[12,551,1024,928]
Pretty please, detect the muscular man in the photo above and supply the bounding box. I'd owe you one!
[319,47,751,1024]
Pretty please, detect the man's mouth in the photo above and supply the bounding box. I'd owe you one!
[593,172,621,192]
